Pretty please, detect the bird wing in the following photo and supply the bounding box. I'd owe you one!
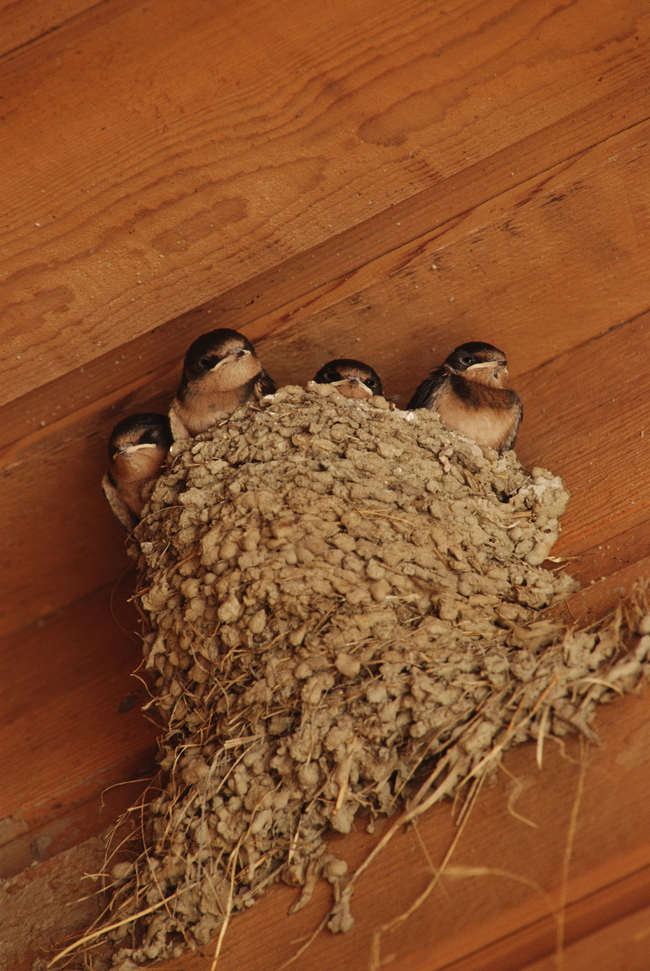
[407,366,448,410]
[101,474,139,533]
[256,369,277,398]
[168,400,192,441]
[501,397,523,452]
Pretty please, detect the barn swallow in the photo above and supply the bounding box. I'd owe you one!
[407,341,522,452]
[312,359,383,399]
[102,413,173,531]
[168,328,276,439]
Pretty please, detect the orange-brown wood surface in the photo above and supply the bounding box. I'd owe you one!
[2,0,650,969]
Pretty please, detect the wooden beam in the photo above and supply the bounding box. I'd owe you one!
[0,579,158,877]
[3,121,650,634]
[7,684,650,971]
[2,0,649,409]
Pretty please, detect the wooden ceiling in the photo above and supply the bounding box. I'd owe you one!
[2,1,650,969]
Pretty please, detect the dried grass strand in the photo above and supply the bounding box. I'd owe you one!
[554,743,589,970]
[368,774,485,971]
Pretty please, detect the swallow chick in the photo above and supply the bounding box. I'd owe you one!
[169,328,276,440]
[408,341,522,452]
[312,359,383,400]
[102,413,173,532]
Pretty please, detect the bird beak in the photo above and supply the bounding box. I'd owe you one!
[115,442,157,458]
[331,377,374,397]
[466,359,507,372]
[212,347,251,369]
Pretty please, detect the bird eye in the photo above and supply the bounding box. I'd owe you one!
[364,377,377,390]
[323,369,340,382]
[459,355,474,367]
[199,355,219,370]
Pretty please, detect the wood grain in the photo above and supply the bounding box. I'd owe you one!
[7,684,650,971]
[3,71,650,452]
[263,121,650,404]
[521,899,650,971]
[2,838,105,971]
[1,0,649,406]
[0,580,158,877]
[3,0,650,966]
[394,864,650,971]
[0,363,176,635]
[127,686,650,971]
[515,312,650,559]
[548,555,650,626]
[4,122,650,635]
[0,0,100,57]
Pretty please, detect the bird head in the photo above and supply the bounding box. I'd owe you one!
[313,359,383,399]
[183,328,262,391]
[444,342,509,386]
[108,413,172,478]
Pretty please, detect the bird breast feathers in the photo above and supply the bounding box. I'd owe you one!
[435,384,519,451]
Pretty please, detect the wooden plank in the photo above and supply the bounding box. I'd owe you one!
[520,900,650,971]
[0,781,150,881]
[395,865,650,971]
[0,580,158,876]
[1,0,650,409]
[263,123,650,407]
[2,73,650,452]
[5,321,646,940]
[3,837,105,971]
[118,686,650,971]
[0,365,176,635]
[3,124,650,635]
[548,555,650,626]
[514,312,650,561]
[2,2,650,965]
[0,0,100,57]
[6,683,650,970]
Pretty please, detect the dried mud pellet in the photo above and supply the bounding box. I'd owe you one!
[182,758,210,785]
[366,684,388,705]
[330,802,357,834]
[111,862,134,882]
[366,559,385,580]
[217,593,243,623]
[181,577,201,600]
[189,661,210,683]
[294,661,313,680]
[332,533,356,553]
[324,857,348,879]
[437,595,460,621]
[184,597,206,623]
[219,539,239,560]
[241,529,261,550]
[369,396,391,410]
[370,578,391,602]
[248,609,267,634]
[525,530,559,566]
[335,653,361,678]
[301,673,335,705]
[346,586,371,605]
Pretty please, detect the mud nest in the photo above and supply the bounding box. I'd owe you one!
[64,385,650,969]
